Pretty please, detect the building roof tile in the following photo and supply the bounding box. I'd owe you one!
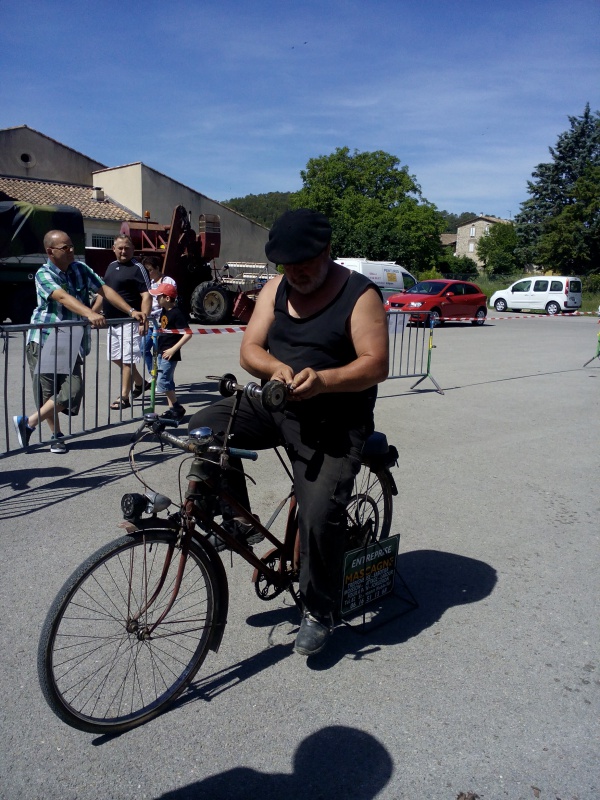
[0,175,140,221]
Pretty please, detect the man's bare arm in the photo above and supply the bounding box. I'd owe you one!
[50,288,107,328]
[239,276,296,384]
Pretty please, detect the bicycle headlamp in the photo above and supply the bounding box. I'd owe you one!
[121,493,147,521]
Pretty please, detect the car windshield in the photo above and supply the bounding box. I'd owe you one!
[406,281,448,295]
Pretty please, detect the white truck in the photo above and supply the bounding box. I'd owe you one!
[335,258,417,295]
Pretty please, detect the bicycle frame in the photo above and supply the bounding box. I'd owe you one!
[125,377,304,617]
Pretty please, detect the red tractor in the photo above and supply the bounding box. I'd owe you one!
[121,205,275,324]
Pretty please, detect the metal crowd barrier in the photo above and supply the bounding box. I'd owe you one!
[1,318,152,455]
[2,310,443,454]
[387,310,443,394]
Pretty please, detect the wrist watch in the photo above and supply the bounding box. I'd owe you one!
[128,308,135,317]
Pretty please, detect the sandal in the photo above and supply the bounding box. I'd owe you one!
[132,380,151,399]
[110,397,131,410]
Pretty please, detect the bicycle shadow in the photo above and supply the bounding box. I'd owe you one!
[0,435,182,521]
[154,725,393,800]
[90,549,495,745]
[246,549,497,669]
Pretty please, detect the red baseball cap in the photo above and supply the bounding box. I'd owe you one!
[149,282,177,299]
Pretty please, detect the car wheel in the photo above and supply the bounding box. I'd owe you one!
[546,301,561,315]
[494,298,508,312]
[472,308,487,326]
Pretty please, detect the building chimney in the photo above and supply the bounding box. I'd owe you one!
[92,187,105,202]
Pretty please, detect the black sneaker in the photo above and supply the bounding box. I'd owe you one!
[161,404,186,421]
[294,611,334,656]
[160,407,181,421]
[50,432,67,454]
[13,415,34,448]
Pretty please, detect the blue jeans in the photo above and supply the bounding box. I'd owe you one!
[156,356,177,393]
[143,320,160,374]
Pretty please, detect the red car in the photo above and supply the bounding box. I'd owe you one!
[384,279,488,325]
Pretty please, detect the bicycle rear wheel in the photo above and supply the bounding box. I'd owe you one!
[38,531,218,734]
[346,465,394,548]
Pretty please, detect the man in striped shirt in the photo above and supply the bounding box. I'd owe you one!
[12,230,145,453]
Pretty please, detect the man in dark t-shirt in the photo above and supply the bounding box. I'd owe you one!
[92,235,151,409]
[188,209,389,656]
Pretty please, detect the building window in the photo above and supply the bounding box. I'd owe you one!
[470,226,476,237]
[91,234,116,248]
[468,242,475,252]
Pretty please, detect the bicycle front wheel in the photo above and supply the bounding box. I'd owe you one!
[38,531,219,734]
[346,465,395,548]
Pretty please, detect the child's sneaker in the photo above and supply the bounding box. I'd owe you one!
[12,415,34,448]
[161,404,186,421]
[50,432,67,454]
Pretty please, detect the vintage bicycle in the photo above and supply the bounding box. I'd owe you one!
[38,375,398,734]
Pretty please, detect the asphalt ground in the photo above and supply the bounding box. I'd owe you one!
[0,315,598,800]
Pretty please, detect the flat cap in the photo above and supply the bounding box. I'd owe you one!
[265,208,332,265]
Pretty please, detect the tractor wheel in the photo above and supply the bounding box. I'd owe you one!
[190,282,234,324]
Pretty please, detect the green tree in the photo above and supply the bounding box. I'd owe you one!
[291,146,445,272]
[437,251,479,279]
[536,164,600,274]
[222,192,293,227]
[438,210,477,233]
[477,222,523,277]
[514,104,600,272]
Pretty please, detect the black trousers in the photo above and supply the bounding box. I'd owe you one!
[189,395,373,615]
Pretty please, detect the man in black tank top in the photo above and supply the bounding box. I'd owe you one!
[188,209,389,656]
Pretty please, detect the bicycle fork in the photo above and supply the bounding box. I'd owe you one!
[126,517,196,638]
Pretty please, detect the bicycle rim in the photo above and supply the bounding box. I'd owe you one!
[346,466,394,544]
[39,532,217,734]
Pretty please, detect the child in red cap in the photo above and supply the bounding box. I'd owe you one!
[148,283,192,421]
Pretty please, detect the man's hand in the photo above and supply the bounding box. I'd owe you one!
[287,368,326,400]
[269,364,295,386]
[131,310,147,334]
[87,311,108,329]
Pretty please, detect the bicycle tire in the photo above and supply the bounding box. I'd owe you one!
[38,531,219,734]
[346,465,394,547]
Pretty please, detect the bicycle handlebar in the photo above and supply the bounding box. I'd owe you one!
[228,447,258,461]
[133,375,286,458]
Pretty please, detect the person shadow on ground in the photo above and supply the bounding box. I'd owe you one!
[155,725,393,800]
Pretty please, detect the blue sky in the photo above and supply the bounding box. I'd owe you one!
[1,0,599,218]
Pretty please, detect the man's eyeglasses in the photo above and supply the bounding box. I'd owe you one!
[50,245,74,252]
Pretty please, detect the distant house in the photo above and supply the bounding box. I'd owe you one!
[455,214,510,267]
[440,233,457,253]
[0,125,269,266]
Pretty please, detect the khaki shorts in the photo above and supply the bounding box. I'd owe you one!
[107,323,141,363]
[26,341,83,416]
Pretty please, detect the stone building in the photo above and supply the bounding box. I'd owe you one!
[455,214,510,267]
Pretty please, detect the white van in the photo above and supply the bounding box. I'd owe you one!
[489,276,582,315]
[336,258,417,295]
